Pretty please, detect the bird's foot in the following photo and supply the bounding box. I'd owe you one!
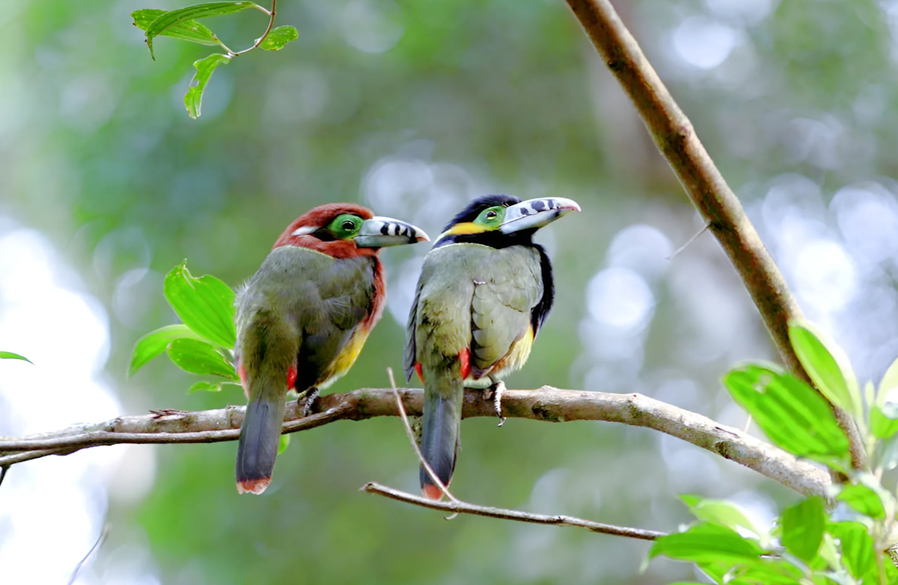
[296,387,320,417]
[488,378,507,427]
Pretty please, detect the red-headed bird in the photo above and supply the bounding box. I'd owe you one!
[404,195,579,499]
[235,203,428,494]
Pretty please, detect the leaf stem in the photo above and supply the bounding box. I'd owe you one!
[232,0,277,56]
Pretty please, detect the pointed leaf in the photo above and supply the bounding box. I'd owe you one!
[0,352,32,364]
[129,324,202,376]
[723,364,850,467]
[259,25,298,51]
[836,481,887,520]
[649,523,764,565]
[789,322,860,419]
[163,261,236,347]
[781,496,825,562]
[167,338,238,379]
[828,521,875,579]
[144,1,255,59]
[131,9,218,47]
[184,53,231,119]
[188,380,240,394]
[680,495,763,542]
[870,403,898,439]
[277,434,290,454]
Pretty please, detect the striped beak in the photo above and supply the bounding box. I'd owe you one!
[354,217,430,248]
[499,197,581,234]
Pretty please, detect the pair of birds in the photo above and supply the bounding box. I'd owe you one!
[234,195,580,497]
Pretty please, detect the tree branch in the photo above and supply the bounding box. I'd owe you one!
[561,0,865,470]
[0,387,829,497]
[362,481,666,541]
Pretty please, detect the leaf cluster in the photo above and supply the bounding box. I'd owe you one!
[653,323,898,583]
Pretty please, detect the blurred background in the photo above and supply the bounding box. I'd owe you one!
[0,0,894,582]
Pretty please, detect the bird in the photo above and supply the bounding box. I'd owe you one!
[404,194,580,499]
[235,203,429,495]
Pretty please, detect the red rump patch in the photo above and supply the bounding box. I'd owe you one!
[287,365,297,389]
[415,362,424,383]
[238,364,249,400]
[459,348,471,380]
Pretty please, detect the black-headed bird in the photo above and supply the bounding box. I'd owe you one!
[404,195,580,499]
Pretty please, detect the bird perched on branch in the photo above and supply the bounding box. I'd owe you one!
[235,203,428,495]
[404,195,580,499]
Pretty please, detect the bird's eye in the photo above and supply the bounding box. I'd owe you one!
[342,220,356,231]
[485,210,497,220]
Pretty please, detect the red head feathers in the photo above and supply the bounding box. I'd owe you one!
[272,203,378,259]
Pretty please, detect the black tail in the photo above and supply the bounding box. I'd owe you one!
[236,388,286,495]
[420,375,464,500]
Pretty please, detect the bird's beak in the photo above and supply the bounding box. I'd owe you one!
[499,197,581,234]
[354,217,430,248]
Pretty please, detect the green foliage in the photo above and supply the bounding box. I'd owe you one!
[0,352,31,364]
[131,2,296,117]
[185,54,231,119]
[259,26,298,51]
[723,364,850,471]
[780,496,824,562]
[651,322,898,583]
[131,9,219,49]
[130,261,239,393]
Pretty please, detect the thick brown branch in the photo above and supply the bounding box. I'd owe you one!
[0,387,829,497]
[362,481,666,541]
[561,0,865,470]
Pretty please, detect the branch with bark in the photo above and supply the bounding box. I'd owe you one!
[0,386,830,498]
[561,0,865,470]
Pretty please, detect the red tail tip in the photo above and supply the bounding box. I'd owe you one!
[237,478,271,495]
[422,483,444,501]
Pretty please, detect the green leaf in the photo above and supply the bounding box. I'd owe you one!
[870,403,898,439]
[649,523,764,565]
[143,1,255,60]
[184,53,231,119]
[278,434,290,454]
[723,364,850,468]
[837,483,886,519]
[128,324,201,376]
[259,25,298,51]
[780,496,825,562]
[163,261,236,347]
[680,495,763,543]
[828,521,875,579]
[789,322,860,419]
[188,380,240,394]
[131,9,219,48]
[0,352,32,364]
[166,338,238,379]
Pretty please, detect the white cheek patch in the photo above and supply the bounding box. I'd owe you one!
[290,226,318,237]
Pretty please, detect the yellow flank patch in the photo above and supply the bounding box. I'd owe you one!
[486,325,535,381]
[442,222,487,236]
[318,327,371,389]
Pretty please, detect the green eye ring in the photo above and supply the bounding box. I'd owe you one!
[475,206,505,226]
[328,214,363,239]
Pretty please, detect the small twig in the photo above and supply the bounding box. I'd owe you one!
[0,465,8,489]
[66,525,108,585]
[232,0,277,56]
[362,481,666,541]
[386,368,458,505]
[667,224,710,261]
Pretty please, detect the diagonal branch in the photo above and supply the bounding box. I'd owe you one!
[561,0,865,470]
[362,481,666,541]
[0,386,830,497]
